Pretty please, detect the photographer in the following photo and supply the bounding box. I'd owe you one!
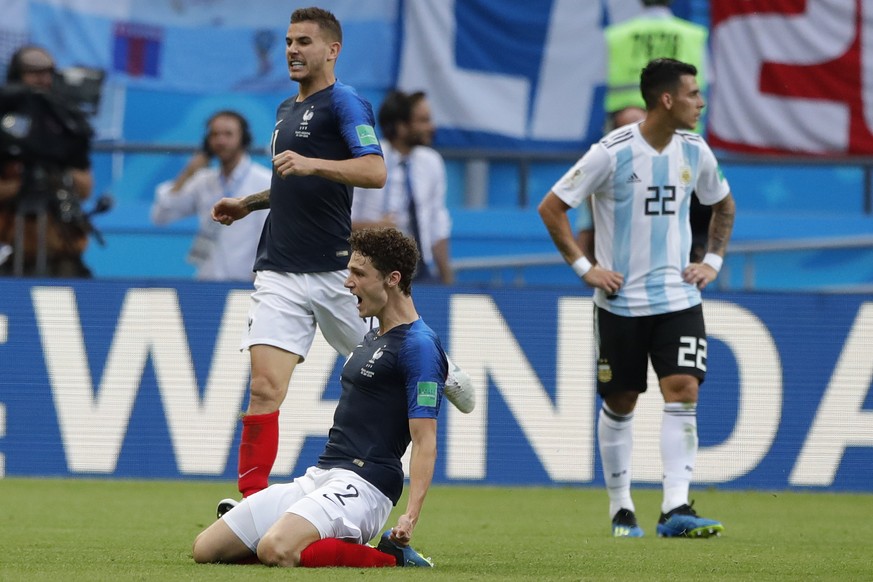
[0,45,94,277]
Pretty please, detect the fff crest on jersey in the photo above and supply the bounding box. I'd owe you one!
[295,106,314,138]
[297,107,314,132]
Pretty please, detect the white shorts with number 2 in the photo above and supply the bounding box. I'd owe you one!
[222,466,392,552]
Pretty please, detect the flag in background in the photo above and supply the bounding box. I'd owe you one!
[113,22,161,78]
[709,0,865,155]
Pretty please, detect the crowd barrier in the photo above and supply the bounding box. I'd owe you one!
[1,279,871,492]
[81,144,873,291]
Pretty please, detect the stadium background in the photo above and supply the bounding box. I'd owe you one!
[0,0,871,492]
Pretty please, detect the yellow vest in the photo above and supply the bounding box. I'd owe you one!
[605,16,707,114]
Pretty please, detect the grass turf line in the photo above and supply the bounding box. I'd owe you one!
[0,478,870,581]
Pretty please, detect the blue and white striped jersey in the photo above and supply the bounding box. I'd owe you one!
[552,122,730,317]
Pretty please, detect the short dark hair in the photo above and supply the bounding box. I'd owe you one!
[290,7,342,43]
[349,227,420,296]
[377,90,426,141]
[6,45,55,84]
[640,58,697,109]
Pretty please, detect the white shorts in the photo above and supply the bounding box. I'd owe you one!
[243,270,370,361]
[223,466,393,552]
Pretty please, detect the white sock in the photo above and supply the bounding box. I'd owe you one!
[598,404,634,519]
[661,402,698,514]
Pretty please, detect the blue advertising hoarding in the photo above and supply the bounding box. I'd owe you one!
[1,279,871,491]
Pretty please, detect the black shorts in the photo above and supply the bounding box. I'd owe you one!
[595,304,707,397]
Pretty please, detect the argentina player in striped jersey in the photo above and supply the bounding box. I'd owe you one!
[539,58,736,538]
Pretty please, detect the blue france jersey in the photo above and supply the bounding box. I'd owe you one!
[317,318,446,504]
[255,81,382,273]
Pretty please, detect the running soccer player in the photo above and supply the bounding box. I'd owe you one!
[210,6,473,514]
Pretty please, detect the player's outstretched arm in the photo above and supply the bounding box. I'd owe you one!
[273,151,386,189]
[212,189,270,225]
[390,418,436,546]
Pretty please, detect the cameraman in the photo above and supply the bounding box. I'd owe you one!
[0,45,94,277]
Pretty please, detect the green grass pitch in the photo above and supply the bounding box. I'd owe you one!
[1,478,870,581]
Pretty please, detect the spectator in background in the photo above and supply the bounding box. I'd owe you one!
[352,90,454,284]
[151,110,271,281]
[538,58,735,539]
[0,45,94,277]
[582,0,711,262]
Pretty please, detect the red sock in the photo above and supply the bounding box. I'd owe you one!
[299,539,397,568]
[237,410,279,497]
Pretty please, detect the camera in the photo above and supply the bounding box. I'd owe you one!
[1,69,111,244]
[53,66,105,118]
[0,76,96,159]
[0,83,92,216]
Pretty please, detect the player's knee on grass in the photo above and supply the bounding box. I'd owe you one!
[192,521,255,564]
[192,531,224,564]
[257,534,302,568]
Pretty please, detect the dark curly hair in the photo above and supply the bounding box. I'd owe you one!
[291,7,342,43]
[349,227,420,296]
